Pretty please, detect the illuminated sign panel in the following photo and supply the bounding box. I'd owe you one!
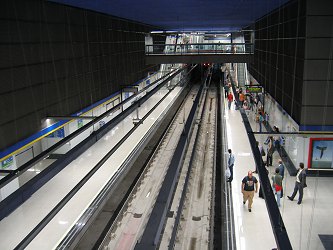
[245,85,262,93]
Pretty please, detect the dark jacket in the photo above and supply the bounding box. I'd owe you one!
[297,169,307,188]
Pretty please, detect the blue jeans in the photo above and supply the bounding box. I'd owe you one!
[275,190,281,207]
[228,164,234,181]
[228,101,232,110]
[290,182,303,203]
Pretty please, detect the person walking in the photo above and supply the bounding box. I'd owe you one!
[227,149,235,182]
[288,162,307,204]
[241,171,258,212]
[227,92,233,110]
[272,168,283,207]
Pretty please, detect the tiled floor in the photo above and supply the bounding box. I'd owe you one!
[225,100,276,250]
[225,98,333,250]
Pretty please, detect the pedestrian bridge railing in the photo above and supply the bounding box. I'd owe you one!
[145,43,254,55]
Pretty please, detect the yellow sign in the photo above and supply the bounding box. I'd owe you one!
[246,86,262,93]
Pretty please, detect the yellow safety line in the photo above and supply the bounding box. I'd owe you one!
[0,94,121,163]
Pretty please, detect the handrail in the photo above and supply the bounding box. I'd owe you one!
[0,69,178,190]
[230,78,293,250]
[148,42,254,46]
[221,82,236,249]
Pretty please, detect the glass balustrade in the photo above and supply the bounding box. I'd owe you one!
[146,43,254,55]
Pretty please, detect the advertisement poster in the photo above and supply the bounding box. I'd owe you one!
[308,138,333,169]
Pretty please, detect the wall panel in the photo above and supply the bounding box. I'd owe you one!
[0,0,161,150]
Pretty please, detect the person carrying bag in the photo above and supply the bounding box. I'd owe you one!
[272,168,283,207]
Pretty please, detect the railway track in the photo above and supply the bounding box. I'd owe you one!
[98,84,201,250]
[98,68,218,250]
[161,78,217,250]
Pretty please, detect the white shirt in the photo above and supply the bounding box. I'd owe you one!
[228,153,235,166]
[296,168,302,183]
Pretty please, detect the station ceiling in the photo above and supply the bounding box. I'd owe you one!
[50,0,290,31]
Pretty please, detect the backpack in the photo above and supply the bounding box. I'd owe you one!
[259,115,264,122]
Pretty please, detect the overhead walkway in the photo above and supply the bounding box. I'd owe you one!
[145,43,253,64]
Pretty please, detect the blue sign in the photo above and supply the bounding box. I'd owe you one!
[2,156,13,169]
[47,127,65,138]
[146,79,150,85]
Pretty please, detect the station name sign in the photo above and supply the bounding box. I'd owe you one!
[245,85,263,93]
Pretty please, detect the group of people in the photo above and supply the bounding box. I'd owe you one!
[224,82,262,113]
[224,82,307,210]
[271,161,307,206]
[264,126,284,167]
[226,145,307,212]
[270,159,285,206]
[224,81,234,110]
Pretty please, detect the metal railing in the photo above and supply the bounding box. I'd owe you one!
[146,43,254,55]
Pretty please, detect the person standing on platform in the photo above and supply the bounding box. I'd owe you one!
[273,126,281,154]
[259,112,264,132]
[227,91,233,110]
[258,165,269,199]
[227,149,235,182]
[288,162,307,204]
[266,136,274,166]
[249,95,254,111]
[239,91,245,107]
[241,171,258,212]
[278,159,285,180]
[224,82,230,97]
[278,159,285,197]
[264,112,269,125]
[272,168,283,207]
[253,141,265,173]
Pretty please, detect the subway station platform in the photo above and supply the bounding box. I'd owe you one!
[224,90,333,250]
